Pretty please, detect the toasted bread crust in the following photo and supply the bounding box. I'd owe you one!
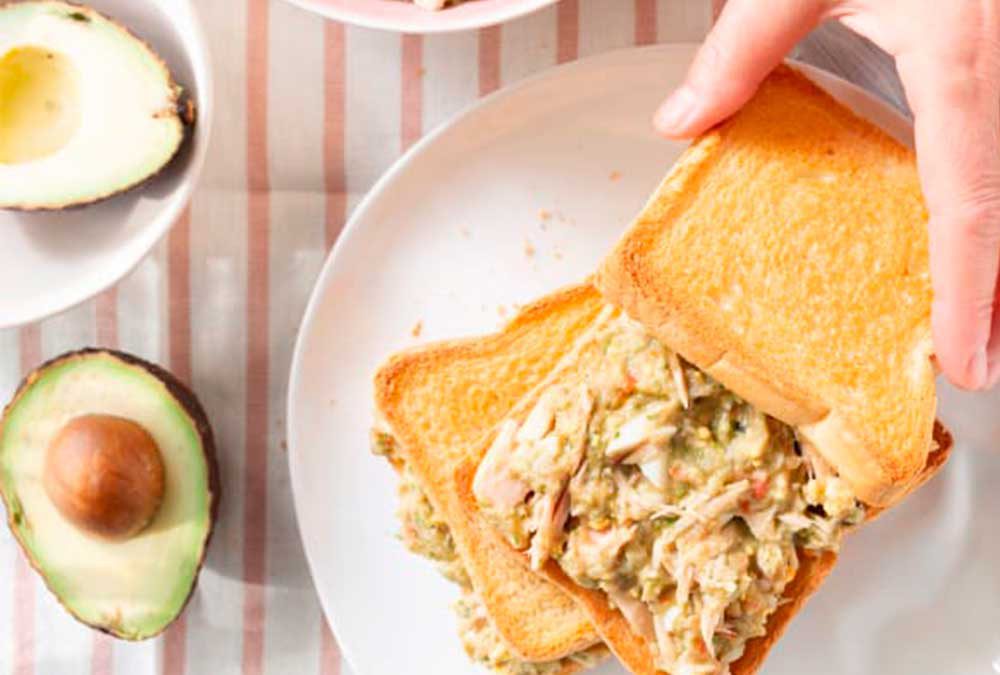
[597,65,935,506]
[374,284,605,660]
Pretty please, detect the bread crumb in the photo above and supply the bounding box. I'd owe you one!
[609,170,622,182]
[538,209,552,221]
[553,249,563,261]
[497,305,508,318]
[524,239,536,258]
[411,321,423,338]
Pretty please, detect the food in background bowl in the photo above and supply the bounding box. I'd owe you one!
[0,1,195,210]
[413,0,465,10]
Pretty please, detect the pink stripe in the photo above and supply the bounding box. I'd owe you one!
[635,0,657,45]
[92,290,118,673]
[318,621,341,675]
[324,21,347,250]
[95,288,118,348]
[556,0,578,64]
[244,1,270,674]
[400,34,423,151]
[13,554,34,675]
[161,210,192,675]
[90,635,113,675]
[167,209,193,384]
[478,26,501,96]
[319,24,345,649]
[14,326,40,675]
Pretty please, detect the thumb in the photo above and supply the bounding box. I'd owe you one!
[654,0,827,139]
[896,43,1000,389]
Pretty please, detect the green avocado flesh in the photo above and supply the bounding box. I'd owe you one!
[0,1,189,209]
[0,351,215,640]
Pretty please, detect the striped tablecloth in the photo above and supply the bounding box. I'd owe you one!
[0,2,899,673]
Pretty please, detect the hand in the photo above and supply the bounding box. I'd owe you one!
[654,0,1000,390]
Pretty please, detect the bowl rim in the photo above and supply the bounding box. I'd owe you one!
[279,0,558,34]
[0,0,214,329]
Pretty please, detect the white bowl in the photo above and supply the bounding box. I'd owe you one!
[280,0,558,34]
[0,0,212,328]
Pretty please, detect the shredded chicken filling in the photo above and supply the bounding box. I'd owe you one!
[473,313,864,675]
[372,431,602,674]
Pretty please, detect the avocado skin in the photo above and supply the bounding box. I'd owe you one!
[0,347,220,640]
[0,1,197,212]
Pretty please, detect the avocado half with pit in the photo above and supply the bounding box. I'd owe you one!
[0,349,218,640]
[0,1,194,210]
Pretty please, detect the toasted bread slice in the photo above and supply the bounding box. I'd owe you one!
[597,65,934,507]
[454,323,951,674]
[373,284,606,660]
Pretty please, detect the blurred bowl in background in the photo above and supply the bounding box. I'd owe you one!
[0,0,212,329]
[280,0,558,34]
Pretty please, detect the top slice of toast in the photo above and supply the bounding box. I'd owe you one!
[373,284,606,660]
[453,300,950,674]
[598,65,935,506]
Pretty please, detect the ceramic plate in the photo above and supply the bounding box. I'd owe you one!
[288,44,999,675]
[280,0,556,34]
[0,0,212,328]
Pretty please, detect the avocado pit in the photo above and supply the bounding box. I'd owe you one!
[43,414,165,541]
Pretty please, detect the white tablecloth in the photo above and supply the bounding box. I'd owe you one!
[0,1,929,673]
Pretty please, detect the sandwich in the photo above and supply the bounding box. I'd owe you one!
[374,64,952,675]
[464,65,950,674]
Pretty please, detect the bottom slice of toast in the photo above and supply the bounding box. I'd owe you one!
[373,284,608,664]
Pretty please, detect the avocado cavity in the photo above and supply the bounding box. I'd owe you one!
[0,46,81,164]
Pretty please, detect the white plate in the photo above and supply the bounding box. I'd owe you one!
[0,0,212,328]
[288,44,1000,675]
[280,0,556,34]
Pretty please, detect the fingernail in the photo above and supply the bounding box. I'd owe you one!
[968,346,989,389]
[654,86,699,135]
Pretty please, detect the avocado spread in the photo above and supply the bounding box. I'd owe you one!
[474,311,863,675]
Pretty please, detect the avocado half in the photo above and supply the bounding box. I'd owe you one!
[0,1,195,210]
[0,349,219,640]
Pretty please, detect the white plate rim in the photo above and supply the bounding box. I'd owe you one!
[279,0,557,34]
[286,43,915,674]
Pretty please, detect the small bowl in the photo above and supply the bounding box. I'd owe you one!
[0,0,212,328]
[281,0,558,34]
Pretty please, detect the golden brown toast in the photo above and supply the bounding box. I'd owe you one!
[373,284,606,660]
[597,65,935,507]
